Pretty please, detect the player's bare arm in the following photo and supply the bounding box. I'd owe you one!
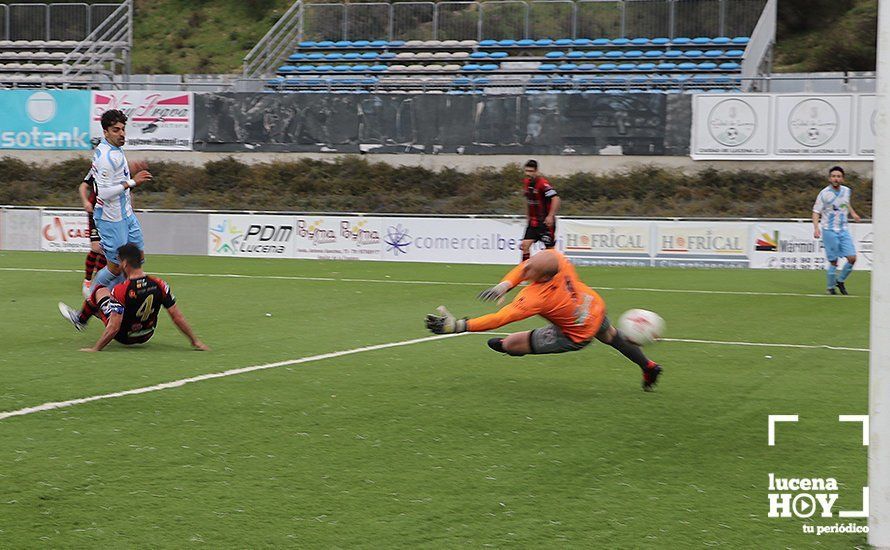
[166,304,210,351]
[545,195,561,228]
[80,288,122,352]
[812,212,821,239]
[849,204,862,223]
[78,182,94,213]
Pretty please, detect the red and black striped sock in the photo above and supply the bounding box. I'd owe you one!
[96,253,108,272]
[84,251,98,280]
[77,299,98,324]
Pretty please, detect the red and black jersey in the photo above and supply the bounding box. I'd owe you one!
[102,276,176,344]
[523,176,558,227]
[83,167,98,207]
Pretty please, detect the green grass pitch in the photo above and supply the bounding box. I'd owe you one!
[0,251,870,548]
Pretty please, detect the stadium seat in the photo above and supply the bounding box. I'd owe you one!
[529,75,549,84]
[692,37,711,45]
[370,40,387,48]
[288,53,307,61]
[554,38,573,46]
[697,62,718,70]
[459,40,478,47]
[650,75,670,85]
[624,50,643,59]
[538,64,557,71]
[630,38,649,46]
[677,62,697,70]
[405,40,424,47]
[711,37,731,45]
[470,52,490,59]
[637,62,656,71]
[490,52,508,59]
[558,63,578,71]
[725,50,744,58]
[545,51,566,59]
[379,52,397,60]
[732,37,750,45]
[598,63,616,71]
[324,53,343,60]
[360,52,378,60]
[605,51,623,59]
[480,64,499,71]
[671,37,691,45]
[479,40,497,47]
[534,39,553,46]
[307,53,325,61]
[278,65,297,73]
[387,40,406,47]
[498,39,517,47]
[343,53,361,60]
[684,50,703,58]
[644,50,663,58]
[315,64,335,72]
[517,39,535,47]
[664,50,682,58]
[573,38,591,46]
[651,37,670,46]
[396,52,416,59]
[353,40,370,48]
[296,65,314,72]
[567,51,585,59]
[577,63,596,71]
[317,41,335,48]
[591,38,609,46]
[462,64,481,71]
[369,65,388,72]
[610,38,630,46]
[585,51,604,59]
[704,50,723,58]
[617,63,636,71]
[298,41,316,48]
[350,64,370,72]
[718,62,741,70]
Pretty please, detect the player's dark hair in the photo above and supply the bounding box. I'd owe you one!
[101,109,128,130]
[117,243,143,267]
[525,159,538,169]
[829,165,845,176]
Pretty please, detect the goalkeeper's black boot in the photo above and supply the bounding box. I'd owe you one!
[642,362,662,392]
[827,288,837,295]
[836,281,848,295]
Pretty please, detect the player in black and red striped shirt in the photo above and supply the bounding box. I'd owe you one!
[520,159,561,262]
[79,168,107,298]
[59,243,209,352]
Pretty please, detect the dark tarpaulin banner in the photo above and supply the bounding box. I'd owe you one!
[194,92,691,155]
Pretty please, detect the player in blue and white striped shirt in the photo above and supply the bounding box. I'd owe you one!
[812,166,862,295]
[90,109,153,292]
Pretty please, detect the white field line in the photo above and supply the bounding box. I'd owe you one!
[0,267,857,299]
[0,333,462,422]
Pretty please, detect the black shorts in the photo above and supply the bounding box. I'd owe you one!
[114,330,154,345]
[523,223,556,248]
[88,215,101,242]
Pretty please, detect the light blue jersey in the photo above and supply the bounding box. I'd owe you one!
[92,138,134,223]
[812,185,852,232]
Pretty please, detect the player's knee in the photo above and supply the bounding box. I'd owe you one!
[848,256,856,264]
[502,337,527,356]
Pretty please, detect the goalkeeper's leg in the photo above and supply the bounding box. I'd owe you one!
[488,331,533,356]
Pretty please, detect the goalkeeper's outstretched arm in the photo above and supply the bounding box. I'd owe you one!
[425,300,537,335]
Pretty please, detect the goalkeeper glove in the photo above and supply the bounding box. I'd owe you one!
[425,306,468,334]
[477,281,511,303]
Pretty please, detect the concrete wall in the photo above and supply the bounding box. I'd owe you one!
[1,209,40,251]
[140,211,208,256]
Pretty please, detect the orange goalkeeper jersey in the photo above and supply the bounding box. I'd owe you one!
[467,252,606,343]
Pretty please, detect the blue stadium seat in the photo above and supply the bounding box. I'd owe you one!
[470,52,490,59]
[268,77,284,85]
[350,64,370,72]
[573,38,591,46]
[277,65,297,73]
[343,53,361,60]
[637,62,656,71]
[577,63,596,71]
[352,40,370,48]
[624,50,643,58]
[651,37,670,46]
[691,37,711,45]
[538,63,558,71]
[732,37,750,45]
[672,74,691,83]
[704,49,723,58]
[711,37,730,45]
[605,50,623,59]
[369,40,387,48]
[379,53,397,60]
[631,38,649,46]
[610,38,630,46]
[552,76,571,84]
[333,65,350,72]
[517,39,535,47]
[360,52,379,60]
[567,51,585,59]
[534,39,553,46]
[530,75,550,84]
[480,64,499,71]
[725,49,744,58]
[656,62,677,70]
[387,40,405,47]
[664,50,682,58]
[671,37,691,45]
[555,38,573,46]
[490,52,508,59]
[585,51,604,59]
[677,62,697,70]
[452,77,472,85]
[546,51,566,59]
[598,63,616,70]
[610,75,627,84]
[650,75,670,85]
[591,38,609,46]
[498,39,517,47]
[697,62,718,70]
[480,39,498,47]
[317,41,335,48]
[558,63,579,70]
[718,62,741,70]
[307,53,325,60]
[462,64,481,71]
[369,65,388,71]
[324,53,343,60]
[298,41,317,48]
[644,50,663,58]
[713,75,733,85]
[296,65,314,72]
[288,53,307,61]
[684,50,703,58]
[617,63,636,71]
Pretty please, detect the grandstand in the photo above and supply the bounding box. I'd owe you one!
[247,0,773,94]
[0,0,131,88]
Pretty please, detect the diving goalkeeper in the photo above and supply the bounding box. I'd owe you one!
[425,250,663,391]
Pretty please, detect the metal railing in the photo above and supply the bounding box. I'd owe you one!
[1,2,121,41]
[61,0,131,79]
[740,0,774,90]
[295,0,766,43]
[243,0,305,78]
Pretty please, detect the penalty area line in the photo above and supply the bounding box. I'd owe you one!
[0,333,463,422]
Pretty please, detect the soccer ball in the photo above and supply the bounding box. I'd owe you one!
[617,309,665,346]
